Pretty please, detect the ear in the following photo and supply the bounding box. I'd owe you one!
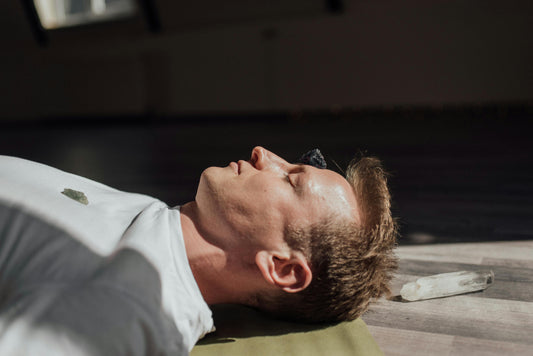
[255,250,312,293]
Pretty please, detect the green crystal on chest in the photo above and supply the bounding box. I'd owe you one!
[61,188,89,205]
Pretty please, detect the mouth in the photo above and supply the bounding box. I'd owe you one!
[230,161,239,175]
[237,160,248,174]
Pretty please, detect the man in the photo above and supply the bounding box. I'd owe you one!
[0,146,397,355]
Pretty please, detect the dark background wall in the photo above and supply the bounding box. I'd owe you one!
[1,0,532,119]
[1,0,532,245]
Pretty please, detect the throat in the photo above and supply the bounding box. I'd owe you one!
[179,202,264,305]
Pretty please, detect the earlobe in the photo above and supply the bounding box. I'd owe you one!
[255,251,312,293]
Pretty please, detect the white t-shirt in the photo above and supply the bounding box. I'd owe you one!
[0,156,214,355]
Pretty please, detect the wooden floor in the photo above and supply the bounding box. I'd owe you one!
[362,241,533,355]
[1,106,532,355]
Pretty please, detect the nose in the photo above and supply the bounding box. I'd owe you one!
[250,146,290,171]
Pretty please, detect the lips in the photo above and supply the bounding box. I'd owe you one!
[230,161,239,175]
[237,160,248,174]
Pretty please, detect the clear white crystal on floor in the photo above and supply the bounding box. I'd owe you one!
[400,270,494,301]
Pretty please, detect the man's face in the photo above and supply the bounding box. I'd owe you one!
[195,147,360,249]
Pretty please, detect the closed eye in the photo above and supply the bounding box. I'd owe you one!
[286,166,306,191]
[285,173,295,187]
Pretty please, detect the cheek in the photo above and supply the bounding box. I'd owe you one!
[235,178,283,218]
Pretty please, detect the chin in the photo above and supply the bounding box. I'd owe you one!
[196,167,226,205]
[199,166,222,189]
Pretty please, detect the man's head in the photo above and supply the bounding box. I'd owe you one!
[195,146,397,322]
[259,154,398,322]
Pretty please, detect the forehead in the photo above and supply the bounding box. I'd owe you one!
[298,166,361,225]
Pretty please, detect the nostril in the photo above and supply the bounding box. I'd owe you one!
[250,146,265,168]
[250,151,258,167]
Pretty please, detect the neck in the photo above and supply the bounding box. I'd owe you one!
[179,202,260,305]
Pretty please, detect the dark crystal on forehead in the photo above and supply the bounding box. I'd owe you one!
[297,149,327,169]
